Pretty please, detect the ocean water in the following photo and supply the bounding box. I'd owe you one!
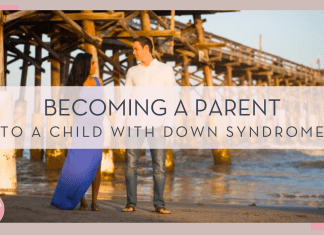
[6,149,324,207]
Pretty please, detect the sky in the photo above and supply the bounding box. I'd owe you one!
[176,10,324,67]
[6,10,324,86]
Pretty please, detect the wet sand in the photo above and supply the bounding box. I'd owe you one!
[13,150,324,208]
[1,195,324,222]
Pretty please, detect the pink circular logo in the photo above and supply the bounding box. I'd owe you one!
[0,198,4,221]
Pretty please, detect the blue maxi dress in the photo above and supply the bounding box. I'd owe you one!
[51,77,104,210]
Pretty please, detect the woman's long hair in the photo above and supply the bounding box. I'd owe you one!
[66,53,92,86]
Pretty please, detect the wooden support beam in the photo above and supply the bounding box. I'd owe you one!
[141,10,151,31]
[112,49,120,86]
[239,75,245,86]
[16,44,29,157]
[181,24,196,37]
[20,44,30,88]
[4,48,7,85]
[7,52,16,57]
[243,66,259,71]
[43,68,61,162]
[225,65,233,86]
[104,77,124,86]
[203,65,213,86]
[119,50,132,61]
[24,12,124,22]
[188,74,204,83]
[7,38,37,46]
[103,77,113,84]
[193,42,226,49]
[19,26,64,63]
[256,78,262,86]
[182,55,191,86]
[57,22,81,34]
[126,51,136,69]
[171,10,175,30]
[7,56,20,65]
[266,73,272,86]
[30,33,44,161]
[190,67,204,75]
[82,10,100,77]
[96,20,116,32]
[98,10,137,34]
[97,11,138,38]
[104,29,180,38]
[246,70,252,86]
[223,61,241,67]
[53,10,102,48]
[194,15,205,42]
[50,27,61,87]
[50,56,61,86]
[118,19,138,38]
[98,23,119,38]
[0,25,16,186]
[57,40,80,54]
[213,71,226,81]
[124,11,141,22]
[99,59,105,79]
[193,14,214,86]
[60,55,70,86]
[176,49,196,58]
[5,42,45,72]
[202,13,233,164]
[193,14,209,63]
[49,11,124,76]
[97,50,125,76]
[3,11,22,31]
[209,52,222,62]
[34,37,42,88]
[256,81,268,86]
[4,10,36,23]
[173,61,185,69]
[255,70,273,76]
[176,36,199,57]
[0,11,4,86]
[111,38,133,48]
[148,11,169,29]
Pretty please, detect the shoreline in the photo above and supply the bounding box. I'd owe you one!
[1,195,323,223]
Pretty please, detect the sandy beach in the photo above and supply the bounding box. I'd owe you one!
[1,195,323,223]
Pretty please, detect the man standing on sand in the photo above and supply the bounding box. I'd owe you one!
[121,36,175,214]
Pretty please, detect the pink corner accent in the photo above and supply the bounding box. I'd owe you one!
[311,223,324,230]
[0,5,19,10]
[0,198,4,221]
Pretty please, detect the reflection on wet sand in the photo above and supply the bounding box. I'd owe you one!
[4,149,324,207]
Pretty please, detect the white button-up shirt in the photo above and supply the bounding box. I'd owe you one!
[125,59,176,87]
[115,59,176,128]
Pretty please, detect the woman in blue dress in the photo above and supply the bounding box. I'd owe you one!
[51,52,104,211]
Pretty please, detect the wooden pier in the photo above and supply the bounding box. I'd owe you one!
[0,10,323,175]
[2,10,322,88]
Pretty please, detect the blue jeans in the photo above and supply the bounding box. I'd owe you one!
[125,127,166,209]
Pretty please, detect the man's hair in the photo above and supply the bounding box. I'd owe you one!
[134,36,153,54]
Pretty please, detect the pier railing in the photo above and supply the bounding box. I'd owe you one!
[168,18,323,85]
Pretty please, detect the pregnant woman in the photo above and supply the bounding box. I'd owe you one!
[51,52,104,211]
